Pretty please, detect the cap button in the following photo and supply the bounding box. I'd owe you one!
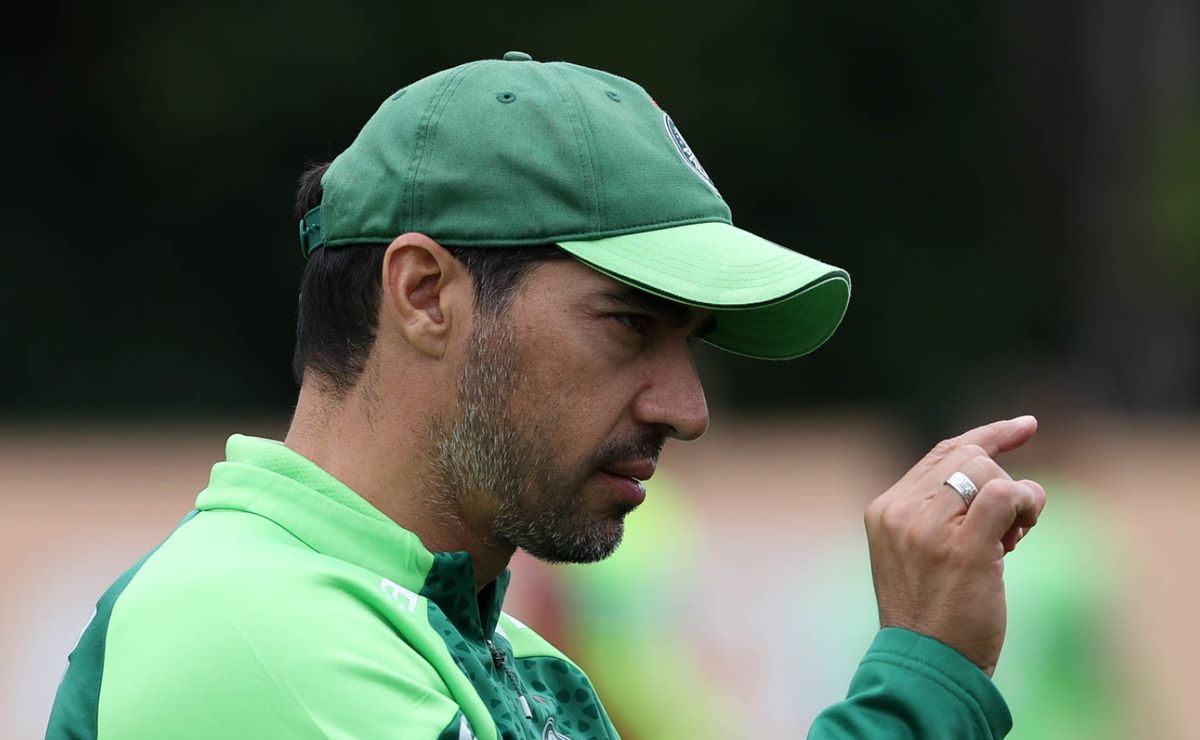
[502,51,533,62]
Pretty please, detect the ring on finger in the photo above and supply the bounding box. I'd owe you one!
[944,471,979,509]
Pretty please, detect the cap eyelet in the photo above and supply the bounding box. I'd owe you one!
[605,91,622,102]
[497,92,517,104]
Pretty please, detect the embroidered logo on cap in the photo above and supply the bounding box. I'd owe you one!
[663,113,719,195]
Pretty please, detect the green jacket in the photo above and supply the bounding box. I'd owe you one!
[47,435,1012,739]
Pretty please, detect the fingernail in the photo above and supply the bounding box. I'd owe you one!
[1009,415,1037,424]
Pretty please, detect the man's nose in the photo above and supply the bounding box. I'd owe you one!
[633,349,710,441]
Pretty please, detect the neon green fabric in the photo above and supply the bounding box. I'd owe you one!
[47,435,1010,739]
[559,222,850,359]
[46,435,616,740]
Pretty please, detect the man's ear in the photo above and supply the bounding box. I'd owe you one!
[380,233,470,358]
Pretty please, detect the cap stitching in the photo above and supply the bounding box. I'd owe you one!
[404,73,446,230]
[416,63,483,226]
[405,63,479,230]
[321,214,734,248]
[584,230,809,275]
[575,257,846,311]
[639,253,811,281]
[576,224,840,275]
[404,70,456,231]
[582,247,813,288]
[549,65,606,231]
[544,67,600,233]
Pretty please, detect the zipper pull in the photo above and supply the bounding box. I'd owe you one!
[486,639,533,720]
[486,639,505,669]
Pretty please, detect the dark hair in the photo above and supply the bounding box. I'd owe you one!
[292,162,570,393]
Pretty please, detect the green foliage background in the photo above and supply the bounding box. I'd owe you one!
[7,1,1198,426]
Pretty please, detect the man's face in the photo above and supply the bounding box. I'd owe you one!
[427,258,710,564]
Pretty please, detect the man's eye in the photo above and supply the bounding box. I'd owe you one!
[612,313,650,334]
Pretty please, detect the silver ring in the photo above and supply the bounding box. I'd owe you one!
[944,471,978,508]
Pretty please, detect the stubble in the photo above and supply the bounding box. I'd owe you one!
[427,312,661,564]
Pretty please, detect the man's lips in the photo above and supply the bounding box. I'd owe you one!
[594,459,654,508]
[599,459,657,482]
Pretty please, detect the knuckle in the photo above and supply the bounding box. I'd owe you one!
[978,478,1010,497]
[961,445,987,462]
[1016,482,1038,507]
[969,453,993,470]
[869,498,911,536]
[884,509,911,535]
[876,501,904,531]
[970,453,1008,480]
[1021,478,1045,494]
[931,438,958,457]
[979,478,1034,508]
[964,450,993,472]
[864,498,886,529]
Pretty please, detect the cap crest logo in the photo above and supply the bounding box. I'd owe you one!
[664,113,719,195]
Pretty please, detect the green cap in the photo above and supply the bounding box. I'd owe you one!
[300,52,850,359]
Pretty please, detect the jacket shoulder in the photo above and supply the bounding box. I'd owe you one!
[91,509,466,739]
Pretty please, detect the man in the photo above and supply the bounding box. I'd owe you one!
[47,52,1044,739]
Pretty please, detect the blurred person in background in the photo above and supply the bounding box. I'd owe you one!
[47,53,1045,739]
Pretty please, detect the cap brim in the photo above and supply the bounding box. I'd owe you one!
[557,221,850,360]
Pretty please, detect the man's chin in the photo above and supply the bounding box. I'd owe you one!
[518,518,626,565]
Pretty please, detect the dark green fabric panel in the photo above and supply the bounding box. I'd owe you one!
[514,656,618,740]
[809,628,1012,739]
[420,553,616,739]
[44,510,199,740]
[422,553,524,739]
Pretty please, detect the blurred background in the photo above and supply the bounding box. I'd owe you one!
[4,0,1198,737]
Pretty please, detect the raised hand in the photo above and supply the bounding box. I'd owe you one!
[864,416,1046,676]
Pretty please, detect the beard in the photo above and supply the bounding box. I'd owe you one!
[427,312,663,564]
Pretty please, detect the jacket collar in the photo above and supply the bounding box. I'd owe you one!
[196,434,510,637]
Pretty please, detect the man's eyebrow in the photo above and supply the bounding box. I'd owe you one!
[596,287,716,337]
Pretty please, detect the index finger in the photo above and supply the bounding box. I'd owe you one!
[950,415,1038,458]
[893,415,1039,496]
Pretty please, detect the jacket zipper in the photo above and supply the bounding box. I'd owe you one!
[486,638,533,719]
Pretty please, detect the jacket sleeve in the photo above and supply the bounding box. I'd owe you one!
[808,628,1013,739]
